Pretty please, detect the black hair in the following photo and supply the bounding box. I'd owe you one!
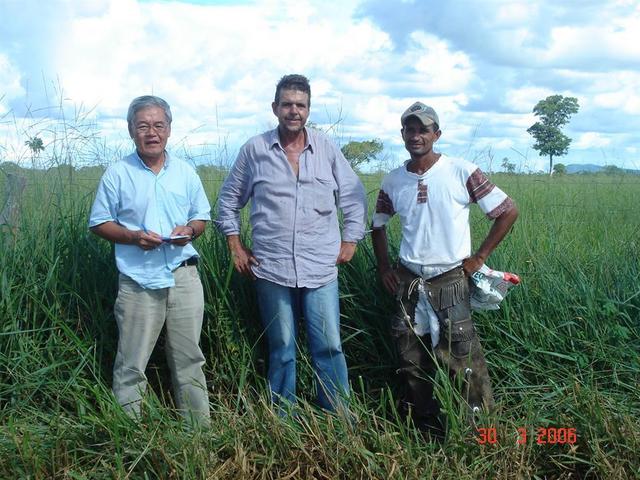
[274,74,311,106]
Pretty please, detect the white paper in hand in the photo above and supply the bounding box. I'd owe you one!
[162,235,190,242]
[470,264,520,310]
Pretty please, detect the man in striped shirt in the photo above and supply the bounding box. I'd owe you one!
[371,102,518,436]
[216,75,366,414]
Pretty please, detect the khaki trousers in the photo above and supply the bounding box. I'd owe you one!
[112,265,210,425]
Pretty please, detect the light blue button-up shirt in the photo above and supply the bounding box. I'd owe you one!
[89,151,211,289]
[215,127,367,288]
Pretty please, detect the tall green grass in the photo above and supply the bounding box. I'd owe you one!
[1,165,638,479]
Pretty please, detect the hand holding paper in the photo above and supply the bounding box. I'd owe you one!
[470,264,520,310]
[162,235,190,242]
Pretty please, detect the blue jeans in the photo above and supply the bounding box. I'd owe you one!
[254,278,349,412]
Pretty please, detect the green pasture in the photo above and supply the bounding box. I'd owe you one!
[0,165,638,479]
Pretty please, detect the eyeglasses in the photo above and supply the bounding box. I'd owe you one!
[135,123,169,134]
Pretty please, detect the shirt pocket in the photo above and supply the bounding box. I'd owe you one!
[311,176,336,215]
[162,188,191,225]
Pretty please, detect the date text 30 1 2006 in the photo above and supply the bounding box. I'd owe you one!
[475,427,577,445]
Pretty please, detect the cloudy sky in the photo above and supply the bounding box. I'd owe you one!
[1,0,639,172]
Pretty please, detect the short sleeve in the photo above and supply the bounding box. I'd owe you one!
[372,175,395,229]
[89,168,119,227]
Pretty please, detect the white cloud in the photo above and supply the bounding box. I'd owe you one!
[347,95,402,137]
[537,19,640,69]
[494,3,538,26]
[592,79,640,115]
[625,146,637,154]
[410,32,473,94]
[0,0,390,152]
[491,138,515,150]
[0,54,25,115]
[1,0,639,169]
[574,132,611,149]
[504,86,554,113]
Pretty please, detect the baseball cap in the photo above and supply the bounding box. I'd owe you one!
[401,102,439,128]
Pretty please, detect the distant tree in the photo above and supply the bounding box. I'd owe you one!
[603,164,623,175]
[501,157,516,174]
[527,95,579,176]
[25,136,45,155]
[553,163,567,175]
[341,139,383,172]
[24,136,45,169]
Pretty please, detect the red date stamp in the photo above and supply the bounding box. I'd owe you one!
[475,427,577,445]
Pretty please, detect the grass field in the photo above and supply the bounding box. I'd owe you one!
[0,163,639,479]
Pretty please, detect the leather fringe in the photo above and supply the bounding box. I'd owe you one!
[439,277,466,310]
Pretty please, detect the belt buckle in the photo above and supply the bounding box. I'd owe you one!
[185,256,198,267]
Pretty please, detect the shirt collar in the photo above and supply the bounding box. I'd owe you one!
[269,127,315,153]
[134,150,171,171]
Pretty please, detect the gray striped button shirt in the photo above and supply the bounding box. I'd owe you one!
[215,127,367,288]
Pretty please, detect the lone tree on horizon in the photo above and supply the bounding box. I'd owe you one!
[527,94,579,175]
[341,138,383,172]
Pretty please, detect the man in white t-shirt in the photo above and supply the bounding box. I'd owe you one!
[371,102,518,435]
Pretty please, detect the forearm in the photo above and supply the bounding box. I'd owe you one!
[475,204,519,261]
[226,234,244,252]
[371,227,392,272]
[90,221,138,245]
[91,220,165,250]
[372,226,400,293]
[186,219,206,239]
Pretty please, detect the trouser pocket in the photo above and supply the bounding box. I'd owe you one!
[441,316,475,358]
[424,267,475,359]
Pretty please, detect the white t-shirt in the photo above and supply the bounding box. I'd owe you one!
[372,155,512,268]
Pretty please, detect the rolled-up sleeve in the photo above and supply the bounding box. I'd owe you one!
[332,148,367,243]
[215,147,253,235]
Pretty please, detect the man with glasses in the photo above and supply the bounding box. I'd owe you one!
[89,95,211,425]
[372,102,518,435]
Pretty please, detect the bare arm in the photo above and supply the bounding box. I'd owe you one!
[463,203,519,275]
[90,221,162,250]
[371,227,399,294]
